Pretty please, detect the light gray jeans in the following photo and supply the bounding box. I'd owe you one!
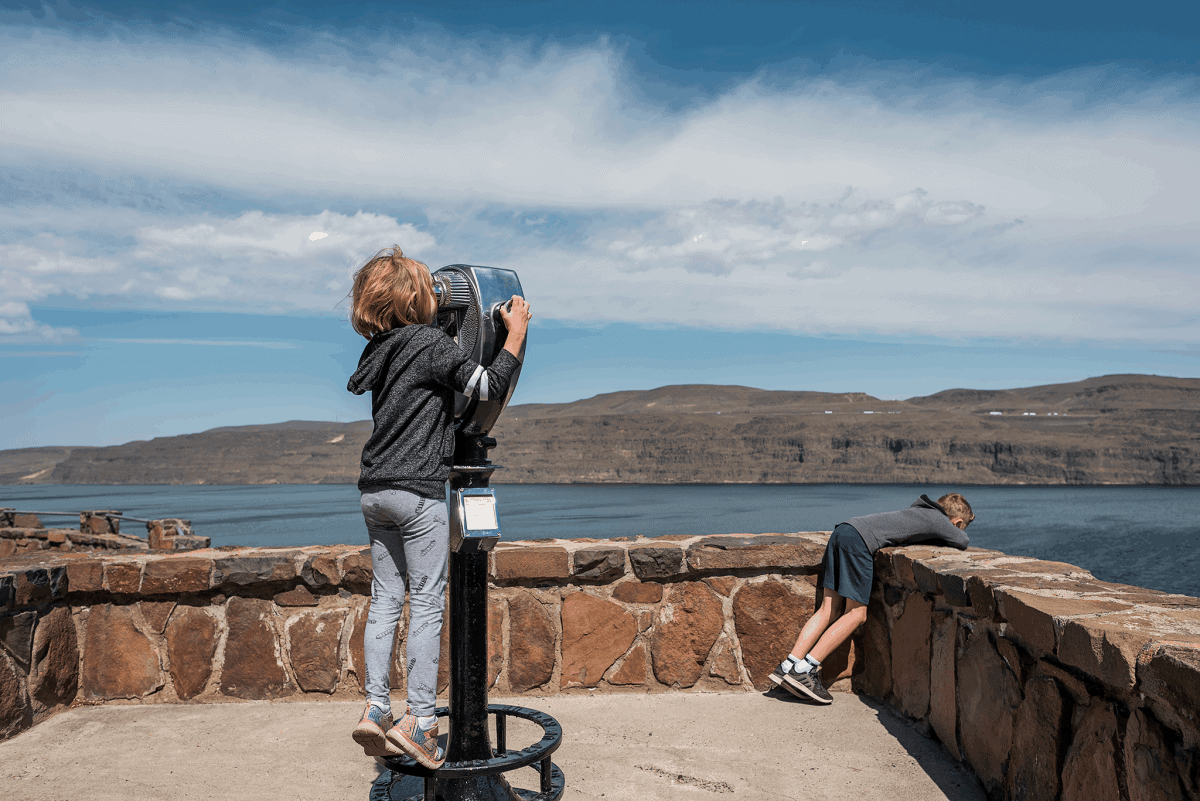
[360,487,449,718]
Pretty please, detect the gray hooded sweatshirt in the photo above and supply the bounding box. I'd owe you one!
[845,494,970,555]
[347,324,520,498]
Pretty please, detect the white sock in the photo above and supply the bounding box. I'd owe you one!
[369,700,389,714]
[803,654,821,671]
[417,715,437,730]
[778,655,800,672]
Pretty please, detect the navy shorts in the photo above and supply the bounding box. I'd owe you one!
[820,523,873,607]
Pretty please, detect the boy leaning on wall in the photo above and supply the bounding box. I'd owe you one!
[771,493,974,704]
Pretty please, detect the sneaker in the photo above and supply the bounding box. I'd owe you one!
[783,666,833,704]
[387,710,446,769]
[353,704,403,757]
[768,662,790,688]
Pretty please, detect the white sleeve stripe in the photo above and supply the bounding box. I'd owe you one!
[479,372,489,401]
[464,365,485,397]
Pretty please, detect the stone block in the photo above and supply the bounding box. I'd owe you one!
[612,581,663,604]
[287,609,347,693]
[81,604,162,700]
[686,535,824,572]
[934,569,973,608]
[139,601,175,634]
[348,602,369,691]
[29,606,78,709]
[704,576,737,597]
[0,650,30,740]
[141,558,211,594]
[220,597,292,700]
[651,582,723,688]
[855,602,892,699]
[891,592,933,719]
[1,611,35,671]
[732,579,815,690]
[997,589,1127,659]
[436,612,451,696]
[13,513,42,528]
[508,592,556,692]
[967,575,999,620]
[1138,641,1200,713]
[212,553,298,588]
[66,559,103,593]
[340,548,372,593]
[929,611,959,760]
[1125,707,1186,801]
[16,568,53,606]
[628,546,685,580]
[493,547,570,582]
[572,548,625,582]
[707,636,742,685]
[488,597,504,688]
[274,585,319,606]
[46,530,66,544]
[957,626,1021,791]
[302,552,341,588]
[81,511,120,535]
[1061,702,1121,801]
[165,606,218,701]
[608,643,646,686]
[0,574,12,610]
[1058,615,1157,693]
[0,541,15,559]
[561,592,636,688]
[103,562,142,594]
[1007,672,1067,801]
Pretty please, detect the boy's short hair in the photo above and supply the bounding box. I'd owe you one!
[937,493,974,526]
[350,245,437,338]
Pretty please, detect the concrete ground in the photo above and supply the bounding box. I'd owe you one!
[1,690,984,801]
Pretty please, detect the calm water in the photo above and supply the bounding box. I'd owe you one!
[5,484,1199,597]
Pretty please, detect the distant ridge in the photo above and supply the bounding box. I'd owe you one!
[2,374,1197,486]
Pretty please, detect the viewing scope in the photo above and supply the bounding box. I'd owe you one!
[430,264,525,553]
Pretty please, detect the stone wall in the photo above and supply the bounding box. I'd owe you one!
[1,534,1198,800]
[0,509,208,556]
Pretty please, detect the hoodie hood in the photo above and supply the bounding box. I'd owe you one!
[347,327,418,396]
[912,494,948,515]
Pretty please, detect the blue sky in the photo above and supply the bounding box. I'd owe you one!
[2,1,1198,448]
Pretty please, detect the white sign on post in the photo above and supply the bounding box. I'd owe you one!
[463,495,498,531]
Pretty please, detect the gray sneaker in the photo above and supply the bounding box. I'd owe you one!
[783,667,833,704]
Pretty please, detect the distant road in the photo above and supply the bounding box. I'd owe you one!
[3,374,1198,485]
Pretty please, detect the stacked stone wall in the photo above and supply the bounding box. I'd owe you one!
[2,534,1198,801]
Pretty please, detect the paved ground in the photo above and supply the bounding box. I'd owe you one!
[1,690,984,801]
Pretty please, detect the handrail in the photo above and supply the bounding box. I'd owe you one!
[2,511,159,524]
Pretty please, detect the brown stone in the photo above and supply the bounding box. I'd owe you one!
[67,559,103,593]
[561,592,636,688]
[103,562,142,593]
[139,601,175,634]
[0,540,15,559]
[81,511,120,535]
[572,548,625,582]
[29,606,78,708]
[493,547,570,582]
[1058,615,1155,692]
[13,513,41,528]
[274,585,319,607]
[340,548,372,593]
[967,575,999,620]
[1061,702,1121,801]
[488,597,504,688]
[436,612,451,696]
[81,604,162,700]
[651,582,723,688]
[508,592,556,692]
[708,636,741,685]
[997,589,1128,658]
[891,593,932,719]
[1138,641,1200,714]
[628,546,685,580]
[1,610,35,670]
[0,650,30,739]
[302,552,341,588]
[929,611,959,759]
[287,609,347,693]
[46,530,66,544]
[686,536,824,571]
[220,597,292,699]
[141,558,211,594]
[820,631,856,685]
[612,582,663,604]
[608,643,646,686]
[855,602,892,699]
[705,576,737,597]
[164,606,218,700]
[212,552,299,587]
[348,602,369,692]
[957,626,1021,791]
[732,580,815,690]
[1125,708,1185,801]
[1007,672,1067,801]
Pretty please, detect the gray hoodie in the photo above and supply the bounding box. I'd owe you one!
[845,495,970,555]
[347,324,520,498]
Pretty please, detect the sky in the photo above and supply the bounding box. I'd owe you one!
[2,0,1199,448]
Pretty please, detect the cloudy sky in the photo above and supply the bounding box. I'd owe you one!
[2,0,1199,448]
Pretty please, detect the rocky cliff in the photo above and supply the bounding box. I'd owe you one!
[4,374,1198,485]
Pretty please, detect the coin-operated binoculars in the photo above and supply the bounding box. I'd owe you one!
[381,266,563,801]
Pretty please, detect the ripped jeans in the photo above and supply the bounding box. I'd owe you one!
[360,487,449,718]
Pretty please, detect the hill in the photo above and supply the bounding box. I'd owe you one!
[3,375,1197,485]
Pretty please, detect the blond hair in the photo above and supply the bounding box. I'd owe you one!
[349,246,436,338]
[937,493,974,527]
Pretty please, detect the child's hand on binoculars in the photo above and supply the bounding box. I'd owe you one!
[499,295,532,337]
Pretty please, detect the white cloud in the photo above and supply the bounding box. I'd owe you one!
[0,21,1198,343]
